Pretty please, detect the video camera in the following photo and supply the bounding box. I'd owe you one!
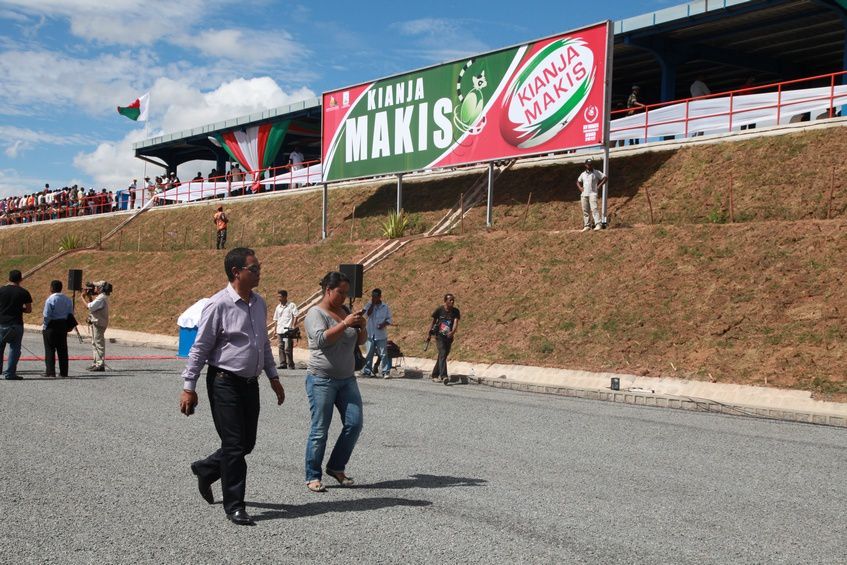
[84,281,113,295]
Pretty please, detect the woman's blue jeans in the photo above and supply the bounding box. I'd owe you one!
[304,374,363,482]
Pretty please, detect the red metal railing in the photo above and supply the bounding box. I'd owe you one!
[136,159,321,209]
[610,70,847,144]
[0,160,321,226]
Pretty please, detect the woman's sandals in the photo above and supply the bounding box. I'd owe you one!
[306,480,327,493]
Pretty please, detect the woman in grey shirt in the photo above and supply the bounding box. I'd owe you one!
[303,271,366,492]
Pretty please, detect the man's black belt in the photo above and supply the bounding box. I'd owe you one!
[210,367,258,384]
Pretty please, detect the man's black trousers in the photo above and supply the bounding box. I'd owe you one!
[192,368,260,515]
[431,336,452,378]
[42,320,69,377]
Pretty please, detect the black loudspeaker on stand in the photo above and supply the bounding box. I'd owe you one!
[68,269,83,292]
[339,264,363,299]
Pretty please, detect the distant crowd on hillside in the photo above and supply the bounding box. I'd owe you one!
[0,184,118,226]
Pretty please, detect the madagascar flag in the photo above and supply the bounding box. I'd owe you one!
[117,92,150,122]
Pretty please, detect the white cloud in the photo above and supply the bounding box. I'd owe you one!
[0,0,210,46]
[158,76,315,133]
[392,18,448,36]
[175,28,303,65]
[390,18,489,63]
[0,47,162,115]
[0,167,54,198]
[1,1,308,68]
[0,125,93,157]
[74,76,316,187]
[72,128,149,189]
[0,8,29,22]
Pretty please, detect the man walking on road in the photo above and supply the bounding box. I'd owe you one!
[576,158,607,232]
[179,247,285,526]
[0,270,32,380]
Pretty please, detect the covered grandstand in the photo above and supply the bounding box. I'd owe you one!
[133,0,847,182]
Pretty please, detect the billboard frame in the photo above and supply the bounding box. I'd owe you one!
[321,20,614,184]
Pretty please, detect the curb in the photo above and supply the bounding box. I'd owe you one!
[473,376,847,428]
[35,325,845,428]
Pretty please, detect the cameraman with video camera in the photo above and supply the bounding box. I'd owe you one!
[82,280,111,372]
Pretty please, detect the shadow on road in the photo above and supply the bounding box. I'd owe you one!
[247,496,431,521]
[357,474,487,490]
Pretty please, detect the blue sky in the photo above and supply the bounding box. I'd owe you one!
[0,0,659,197]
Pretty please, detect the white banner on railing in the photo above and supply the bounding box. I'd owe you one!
[610,85,847,141]
[150,163,324,204]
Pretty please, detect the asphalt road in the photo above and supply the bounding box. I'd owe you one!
[1,332,845,564]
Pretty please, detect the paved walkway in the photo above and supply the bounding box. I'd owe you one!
[3,333,846,563]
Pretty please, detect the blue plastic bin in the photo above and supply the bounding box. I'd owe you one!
[178,326,198,358]
[116,190,130,210]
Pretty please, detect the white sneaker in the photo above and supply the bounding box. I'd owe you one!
[593,225,602,230]
[581,226,591,232]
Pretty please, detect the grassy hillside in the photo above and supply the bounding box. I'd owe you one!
[5,125,846,397]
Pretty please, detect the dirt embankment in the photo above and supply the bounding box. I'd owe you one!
[6,125,847,398]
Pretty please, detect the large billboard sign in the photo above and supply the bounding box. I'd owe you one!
[322,21,611,183]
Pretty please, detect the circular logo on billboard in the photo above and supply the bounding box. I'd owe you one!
[500,38,596,148]
[583,104,599,123]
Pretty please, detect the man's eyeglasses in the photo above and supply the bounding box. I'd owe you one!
[240,264,261,274]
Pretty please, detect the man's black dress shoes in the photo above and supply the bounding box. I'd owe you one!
[226,508,255,526]
[190,463,214,505]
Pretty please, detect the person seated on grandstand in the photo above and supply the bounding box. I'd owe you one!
[208,168,219,181]
[193,171,204,182]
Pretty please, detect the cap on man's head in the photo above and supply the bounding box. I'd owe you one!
[585,158,594,164]
[632,85,640,90]
[371,288,382,296]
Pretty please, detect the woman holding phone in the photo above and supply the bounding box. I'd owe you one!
[303,271,366,492]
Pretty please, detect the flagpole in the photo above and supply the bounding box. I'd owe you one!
[140,95,150,209]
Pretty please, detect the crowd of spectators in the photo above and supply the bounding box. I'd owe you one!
[0,184,118,226]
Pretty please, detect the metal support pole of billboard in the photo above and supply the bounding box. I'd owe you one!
[601,19,614,230]
[601,144,610,227]
[486,162,494,227]
[321,183,328,240]
[396,174,403,214]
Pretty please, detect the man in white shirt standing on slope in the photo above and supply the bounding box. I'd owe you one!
[576,158,607,232]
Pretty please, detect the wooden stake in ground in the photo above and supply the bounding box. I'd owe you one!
[161,226,165,250]
[460,192,464,235]
[137,230,141,252]
[350,205,356,242]
[239,225,244,247]
[729,172,735,223]
[522,192,533,228]
[644,186,654,225]
[827,165,835,219]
